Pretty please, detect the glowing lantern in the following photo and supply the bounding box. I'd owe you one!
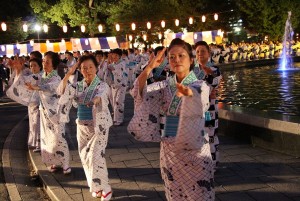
[81,25,86,33]
[43,24,48,32]
[161,20,165,28]
[175,19,179,26]
[147,22,151,29]
[189,17,193,25]
[63,25,67,33]
[202,15,206,22]
[129,35,133,41]
[116,24,120,31]
[131,23,136,31]
[1,22,7,31]
[143,34,147,41]
[98,24,103,32]
[23,24,28,32]
[214,13,218,21]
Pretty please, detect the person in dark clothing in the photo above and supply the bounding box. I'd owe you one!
[0,58,8,99]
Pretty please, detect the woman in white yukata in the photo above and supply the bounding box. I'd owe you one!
[194,41,222,171]
[57,55,113,200]
[27,58,43,152]
[107,48,128,126]
[128,38,214,201]
[26,51,71,175]
[6,57,42,152]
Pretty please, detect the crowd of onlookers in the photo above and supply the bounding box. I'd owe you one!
[208,40,300,64]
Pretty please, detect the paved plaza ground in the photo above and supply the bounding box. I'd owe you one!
[4,94,300,201]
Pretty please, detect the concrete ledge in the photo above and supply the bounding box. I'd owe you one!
[28,150,74,201]
[218,103,300,157]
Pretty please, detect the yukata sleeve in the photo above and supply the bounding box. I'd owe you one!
[57,82,76,123]
[93,82,111,112]
[205,66,222,88]
[112,63,127,88]
[93,83,113,138]
[174,81,211,151]
[127,79,164,142]
[39,77,60,95]
[6,73,34,106]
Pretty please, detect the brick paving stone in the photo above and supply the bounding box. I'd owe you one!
[124,158,150,167]
[110,152,145,163]
[217,192,256,201]
[246,187,293,201]
[221,177,268,192]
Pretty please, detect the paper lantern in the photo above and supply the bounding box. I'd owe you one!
[147,22,151,29]
[131,23,136,31]
[1,22,7,31]
[23,24,28,32]
[98,24,103,32]
[161,20,165,28]
[43,24,48,32]
[63,25,68,33]
[81,25,86,33]
[214,13,218,21]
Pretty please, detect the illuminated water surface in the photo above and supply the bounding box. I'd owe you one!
[218,63,300,116]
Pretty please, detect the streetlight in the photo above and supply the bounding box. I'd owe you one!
[34,24,41,42]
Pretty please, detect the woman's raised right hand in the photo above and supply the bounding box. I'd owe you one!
[147,48,166,70]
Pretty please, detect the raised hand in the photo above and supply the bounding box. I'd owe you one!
[67,62,79,76]
[147,48,166,70]
[10,58,25,75]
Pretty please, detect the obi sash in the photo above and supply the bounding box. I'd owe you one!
[77,104,93,120]
[162,116,179,137]
[127,61,136,69]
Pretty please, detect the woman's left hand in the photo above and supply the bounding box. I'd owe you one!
[26,83,40,91]
[92,96,101,106]
[176,83,193,97]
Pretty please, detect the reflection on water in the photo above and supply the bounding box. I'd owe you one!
[218,63,300,116]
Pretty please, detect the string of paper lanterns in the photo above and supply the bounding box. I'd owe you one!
[114,13,219,32]
[0,12,221,34]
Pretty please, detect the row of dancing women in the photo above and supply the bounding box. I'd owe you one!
[6,37,222,201]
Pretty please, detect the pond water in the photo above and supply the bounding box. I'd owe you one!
[218,63,300,116]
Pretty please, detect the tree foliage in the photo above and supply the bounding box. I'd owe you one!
[1,0,298,44]
[106,0,235,44]
[235,0,300,41]
[29,0,116,37]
